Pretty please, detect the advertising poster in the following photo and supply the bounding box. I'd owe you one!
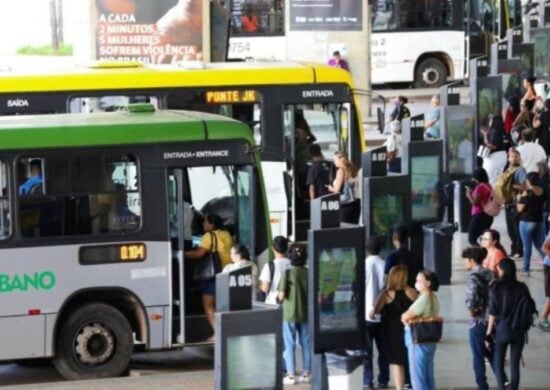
[289,0,362,31]
[95,0,203,64]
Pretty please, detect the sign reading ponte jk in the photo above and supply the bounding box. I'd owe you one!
[0,271,56,293]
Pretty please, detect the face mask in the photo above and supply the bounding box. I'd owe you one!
[415,282,424,292]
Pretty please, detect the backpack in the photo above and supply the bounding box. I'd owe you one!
[511,283,538,335]
[481,184,502,217]
[469,273,489,316]
[494,167,519,204]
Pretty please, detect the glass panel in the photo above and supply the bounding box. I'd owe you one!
[69,96,159,113]
[0,162,10,239]
[373,0,453,31]
[229,0,284,35]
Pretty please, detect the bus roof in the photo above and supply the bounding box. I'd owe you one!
[0,110,254,150]
[0,61,354,94]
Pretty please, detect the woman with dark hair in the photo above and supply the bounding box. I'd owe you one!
[466,168,494,246]
[401,270,440,390]
[517,171,546,276]
[223,244,258,295]
[185,213,233,341]
[278,243,310,385]
[481,114,507,183]
[504,96,521,134]
[480,229,507,275]
[328,151,360,223]
[487,258,535,390]
[521,76,537,104]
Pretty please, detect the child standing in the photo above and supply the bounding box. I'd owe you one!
[278,243,311,385]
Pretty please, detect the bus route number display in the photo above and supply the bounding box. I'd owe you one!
[80,243,147,265]
[204,90,258,104]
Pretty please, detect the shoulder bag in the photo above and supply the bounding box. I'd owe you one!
[193,232,222,281]
[409,295,443,343]
[340,180,355,205]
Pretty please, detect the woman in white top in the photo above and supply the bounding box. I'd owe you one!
[223,244,258,293]
[259,236,291,305]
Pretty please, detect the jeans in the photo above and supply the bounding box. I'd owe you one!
[364,321,390,386]
[469,321,501,390]
[468,213,494,246]
[505,204,522,255]
[282,321,311,375]
[519,221,545,272]
[494,331,525,390]
[404,327,437,390]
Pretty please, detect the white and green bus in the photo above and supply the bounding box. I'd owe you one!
[0,106,270,379]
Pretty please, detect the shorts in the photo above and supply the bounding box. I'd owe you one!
[545,265,550,298]
[199,279,216,296]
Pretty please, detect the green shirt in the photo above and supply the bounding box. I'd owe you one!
[278,266,308,323]
[410,293,440,317]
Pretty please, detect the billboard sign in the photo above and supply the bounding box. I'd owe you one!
[95,0,204,64]
[289,0,362,31]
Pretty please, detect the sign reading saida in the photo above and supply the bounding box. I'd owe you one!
[204,90,258,104]
[80,243,147,265]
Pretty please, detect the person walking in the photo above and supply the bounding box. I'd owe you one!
[372,265,417,390]
[401,270,440,390]
[480,229,507,276]
[517,172,546,276]
[487,258,536,390]
[278,243,311,385]
[462,246,502,390]
[465,168,494,246]
[363,237,390,389]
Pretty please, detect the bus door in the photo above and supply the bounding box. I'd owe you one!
[466,0,495,59]
[283,104,345,241]
[167,164,255,344]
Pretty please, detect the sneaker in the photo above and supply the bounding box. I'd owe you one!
[537,319,550,331]
[513,253,522,258]
[283,375,296,385]
[298,373,311,384]
[403,384,413,390]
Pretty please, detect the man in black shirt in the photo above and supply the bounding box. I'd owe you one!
[384,225,423,288]
[306,144,332,200]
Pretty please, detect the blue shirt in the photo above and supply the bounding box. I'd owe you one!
[424,107,440,138]
[18,175,42,195]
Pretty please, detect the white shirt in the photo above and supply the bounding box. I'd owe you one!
[259,257,291,305]
[384,133,402,158]
[365,254,385,323]
[517,142,547,173]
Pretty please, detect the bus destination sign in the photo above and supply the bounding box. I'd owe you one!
[80,243,146,265]
[204,90,258,104]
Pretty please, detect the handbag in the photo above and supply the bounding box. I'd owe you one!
[193,232,222,281]
[340,180,355,205]
[409,316,444,343]
[477,145,490,159]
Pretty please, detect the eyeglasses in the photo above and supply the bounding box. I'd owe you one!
[478,236,491,242]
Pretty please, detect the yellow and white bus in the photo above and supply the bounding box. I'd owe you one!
[0,61,365,240]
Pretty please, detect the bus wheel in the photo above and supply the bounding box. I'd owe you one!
[53,303,133,380]
[414,58,447,88]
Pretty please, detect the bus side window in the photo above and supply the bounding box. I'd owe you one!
[0,161,10,239]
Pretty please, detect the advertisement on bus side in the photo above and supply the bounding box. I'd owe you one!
[95,0,203,64]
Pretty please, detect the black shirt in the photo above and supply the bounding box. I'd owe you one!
[518,189,545,222]
[384,247,423,288]
[306,160,331,199]
[489,280,530,334]
[487,127,504,152]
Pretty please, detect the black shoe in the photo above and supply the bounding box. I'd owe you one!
[377,384,389,389]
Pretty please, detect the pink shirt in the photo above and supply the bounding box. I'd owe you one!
[471,183,491,215]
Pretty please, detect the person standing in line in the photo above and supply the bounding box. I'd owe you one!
[516,129,546,173]
[487,259,535,390]
[327,50,350,71]
[499,148,526,257]
[517,172,546,276]
[384,225,423,288]
[480,229,507,276]
[503,96,521,135]
[363,237,390,389]
[384,120,403,173]
[223,244,258,295]
[480,114,507,184]
[327,151,360,224]
[371,265,417,390]
[401,270,440,390]
[462,246,505,390]
[539,234,550,331]
[388,96,411,123]
[423,95,441,139]
[278,243,311,385]
[465,168,494,246]
[306,143,331,200]
[259,236,291,305]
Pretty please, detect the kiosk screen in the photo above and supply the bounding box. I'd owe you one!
[478,87,502,129]
[447,116,475,175]
[227,333,277,389]
[411,156,440,220]
[318,247,358,332]
[372,194,405,254]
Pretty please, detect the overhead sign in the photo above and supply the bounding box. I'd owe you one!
[289,0,362,31]
[204,90,258,104]
[95,0,204,64]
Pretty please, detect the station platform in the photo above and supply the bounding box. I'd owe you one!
[2,213,549,389]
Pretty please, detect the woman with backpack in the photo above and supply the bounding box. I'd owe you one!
[466,168,495,246]
[487,258,536,390]
[517,172,546,276]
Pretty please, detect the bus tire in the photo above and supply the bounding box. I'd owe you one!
[414,58,447,88]
[53,303,133,380]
